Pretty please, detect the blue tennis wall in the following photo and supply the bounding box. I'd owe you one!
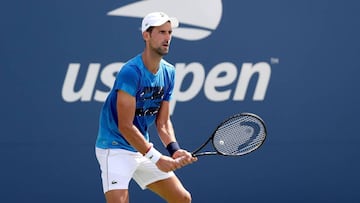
[1,0,360,202]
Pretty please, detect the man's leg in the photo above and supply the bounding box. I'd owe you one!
[96,148,139,203]
[104,189,129,203]
[147,175,192,203]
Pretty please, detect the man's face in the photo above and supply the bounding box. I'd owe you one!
[147,22,173,56]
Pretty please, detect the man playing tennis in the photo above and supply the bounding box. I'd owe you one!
[95,12,197,203]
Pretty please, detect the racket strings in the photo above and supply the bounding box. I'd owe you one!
[213,115,266,155]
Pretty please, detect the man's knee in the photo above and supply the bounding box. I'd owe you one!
[179,190,192,203]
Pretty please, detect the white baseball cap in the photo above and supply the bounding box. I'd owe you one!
[141,12,179,33]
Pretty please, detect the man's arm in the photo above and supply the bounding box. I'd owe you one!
[116,90,181,172]
[156,101,197,165]
[156,101,176,147]
[116,90,151,155]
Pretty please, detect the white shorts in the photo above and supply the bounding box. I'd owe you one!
[95,147,174,193]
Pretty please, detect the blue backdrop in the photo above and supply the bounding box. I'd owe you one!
[1,0,360,202]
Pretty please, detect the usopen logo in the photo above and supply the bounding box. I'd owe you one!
[107,0,223,41]
[62,0,275,115]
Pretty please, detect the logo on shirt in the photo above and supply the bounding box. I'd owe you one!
[107,0,223,41]
[136,87,164,116]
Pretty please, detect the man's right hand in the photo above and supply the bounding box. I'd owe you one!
[156,153,196,172]
[155,155,179,172]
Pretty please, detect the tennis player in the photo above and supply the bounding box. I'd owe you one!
[95,12,197,203]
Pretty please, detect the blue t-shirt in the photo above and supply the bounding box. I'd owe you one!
[95,54,175,152]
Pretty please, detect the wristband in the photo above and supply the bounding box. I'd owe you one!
[144,146,162,164]
[166,142,180,156]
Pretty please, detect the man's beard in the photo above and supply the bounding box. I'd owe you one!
[153,46,169,56]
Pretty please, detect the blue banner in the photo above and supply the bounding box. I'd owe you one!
[1,0,360,202]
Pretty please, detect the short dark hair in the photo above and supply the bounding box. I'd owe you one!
[146,26,154,33]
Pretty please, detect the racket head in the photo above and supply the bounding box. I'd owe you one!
[211,113,267,156]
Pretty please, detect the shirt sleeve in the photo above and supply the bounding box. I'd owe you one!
[114,65,139,96]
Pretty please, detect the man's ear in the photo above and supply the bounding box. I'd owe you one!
[142,31,150,41]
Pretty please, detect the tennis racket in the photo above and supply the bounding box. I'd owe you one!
[192,113,267,157]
